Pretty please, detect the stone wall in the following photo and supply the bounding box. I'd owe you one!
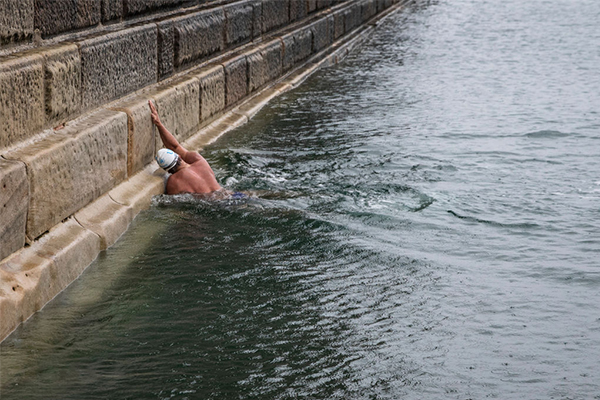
[1,0,410,341]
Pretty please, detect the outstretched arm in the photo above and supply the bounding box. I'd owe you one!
[149,100,201,164]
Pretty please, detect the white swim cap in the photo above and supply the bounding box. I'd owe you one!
[156,148,179,171]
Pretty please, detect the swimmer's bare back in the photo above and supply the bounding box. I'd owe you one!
[166,154,221,195]
[149,99,222,195]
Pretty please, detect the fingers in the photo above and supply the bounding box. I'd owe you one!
[148,100,157,113]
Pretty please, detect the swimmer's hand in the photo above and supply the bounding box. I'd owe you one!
[148,100,162,126]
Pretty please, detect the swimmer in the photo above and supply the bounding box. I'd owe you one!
[149,100,225,195]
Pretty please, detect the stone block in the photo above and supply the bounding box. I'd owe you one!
[101,0,123,22]
[173,9,225,69]
[361,0,377,22]
[261,0,289,34]
[34,0,101,37]
[5,110,128,240]
[123,0,187,16]
[79,24,158,110]
[112,97,155,176]
[282,28,313,70]
[75,194,133,250]
[0,218,101,341]
[295,27,313,62]
[376,0,393,13]
[197,65,225,122]
[0,0,34,45]
[333,9,345,39]
[0,159,28,261]
[151,75,200,144]
[224,0,253,47]
[250,0,262,39]
[316,0,333,10]
[0,54,44,151]
[307,0,317,14]
[289,0,307,22]
[262,40,283,82]
[327,14,335,42]
[223,54,248,107]
[344,4,362,33]
[247,39,282,92]
[157,20,174,80]
[43,44,81,128]
[281,34,295,71]
[311,18,330,52]
[247,49,264,93]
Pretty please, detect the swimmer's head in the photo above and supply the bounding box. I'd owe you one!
[156,148,181,174]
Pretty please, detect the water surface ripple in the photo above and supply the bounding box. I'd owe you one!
[2,0,600,399]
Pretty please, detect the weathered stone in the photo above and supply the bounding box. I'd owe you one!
[79,24,158,110]
[0,0,34,45]
[327,14,335,43]
[311,18,330,52]
[282,27,313,70]
[75,194,133,250]
[123,0,187,16]
[112,97,155,176]
[262,40,283,82]
[361,0,377,22]
[151,75,200,144]
[295,27,313,62]
[197,65,225,122]
[0,159,28,261]
[157,20,174,80]
[289,0,307,22]
[316,0,333,10]
[377,0,393,13]
[246,39,282,92]
[281,34,295,71]
[43,44,81,127]
[173,9,225,68]
[333,9,345,39]
[307,0,317,14]
[247,49,264,93]
[5,110,128,240]
[250,0,262,39]
[101,0,122,22]
[0,54,44,151]
[34,0,101,37]
[0,218,101,341]
[344,4,362,33]
[224,0,253,47]
[261,0,289,34]
[223,54,248,107]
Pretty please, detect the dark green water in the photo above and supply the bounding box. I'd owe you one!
[2,0,600,398]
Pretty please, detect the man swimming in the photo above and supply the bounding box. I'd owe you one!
[149,100,222,195]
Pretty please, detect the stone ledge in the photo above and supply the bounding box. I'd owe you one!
[74,194,134,250]
[0,218,101,341]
